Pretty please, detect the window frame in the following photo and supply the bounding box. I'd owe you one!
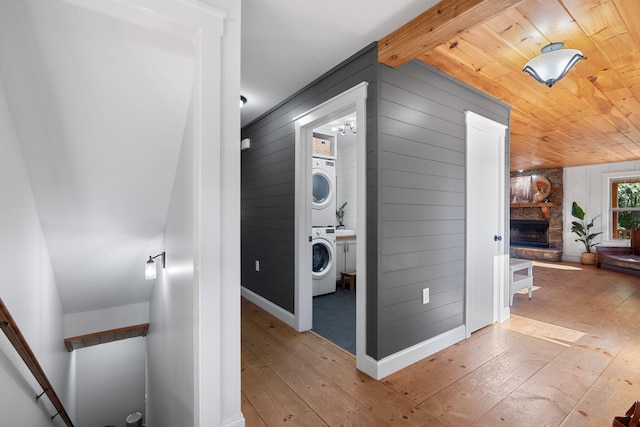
[601,171,640,243]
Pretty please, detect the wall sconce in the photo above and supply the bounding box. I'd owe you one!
[145,252,165,280]
[240,95,247,108]
[522,42,583,87]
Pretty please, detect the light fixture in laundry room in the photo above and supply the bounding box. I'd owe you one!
[331,120,356,136]
[145,252,166,280]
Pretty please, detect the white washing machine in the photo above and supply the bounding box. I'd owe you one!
[312,227,337,296]
[312,157,336,227]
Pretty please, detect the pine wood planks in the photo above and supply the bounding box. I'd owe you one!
[242,263,640,426]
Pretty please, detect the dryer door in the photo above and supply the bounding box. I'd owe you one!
[312,169,333,210]
[312,238,334,278]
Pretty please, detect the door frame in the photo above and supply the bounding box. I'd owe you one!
[465,111,509,337]
[293,82,368,366]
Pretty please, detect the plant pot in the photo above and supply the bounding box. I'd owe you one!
[580,252,596,265]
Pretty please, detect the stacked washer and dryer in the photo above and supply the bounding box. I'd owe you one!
[311,134,337,296]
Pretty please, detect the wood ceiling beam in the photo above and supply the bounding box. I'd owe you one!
[378,0,525,68]
[64,323,149,352]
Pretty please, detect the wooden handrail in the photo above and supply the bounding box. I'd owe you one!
[0,298,74,426]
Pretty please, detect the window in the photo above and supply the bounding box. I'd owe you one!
[610,178,640,240]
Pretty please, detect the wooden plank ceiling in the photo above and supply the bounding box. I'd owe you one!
[379,0,640,172]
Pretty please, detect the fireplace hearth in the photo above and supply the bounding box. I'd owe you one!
[511,219,549,248]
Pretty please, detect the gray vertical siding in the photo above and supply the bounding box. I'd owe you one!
[241,44,379,315]
[373,60,510,358]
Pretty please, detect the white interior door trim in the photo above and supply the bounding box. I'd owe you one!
[294,81,367,367]
[465,111,507,337]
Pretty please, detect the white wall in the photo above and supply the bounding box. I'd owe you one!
[0,73,73,425]
[145,1,242,426]
[336,132,357,229]
[64,302,149,338]
[147,101,196,427]
[75,338,145,427]
[563,160,640,261]
[64,302,148,427]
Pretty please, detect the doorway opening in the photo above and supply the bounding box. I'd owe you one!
[293,82,367,369]
[310,113,357,354]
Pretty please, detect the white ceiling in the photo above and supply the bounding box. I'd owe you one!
[240,0,439,126]
[0,0,437,315]
[0,0,193,313]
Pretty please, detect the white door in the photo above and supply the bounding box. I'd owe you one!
[465,111,506,335]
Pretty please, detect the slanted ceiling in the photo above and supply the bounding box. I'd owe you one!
[379,0,640,172]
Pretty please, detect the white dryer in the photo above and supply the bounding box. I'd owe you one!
[312,227,337,296]
[312,157,336,227]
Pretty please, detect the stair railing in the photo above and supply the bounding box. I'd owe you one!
[0,298,74,426]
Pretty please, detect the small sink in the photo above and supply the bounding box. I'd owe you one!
[335,229,355,237]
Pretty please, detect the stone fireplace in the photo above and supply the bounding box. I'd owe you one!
[510,168,563,262]
[511,219,549,248]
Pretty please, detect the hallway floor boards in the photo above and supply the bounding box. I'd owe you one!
[241,262,640,426]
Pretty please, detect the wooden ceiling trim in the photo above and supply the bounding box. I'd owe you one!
[614,0,640,48]
[564,0,639,71]
[562,0,628,39]
[64,323,149,352]
[393,0,640,171]
[517,0,625,87]
[423,35,620,146]
[517,2,640,139]
[377,0,525,68]
[606,87,640,130]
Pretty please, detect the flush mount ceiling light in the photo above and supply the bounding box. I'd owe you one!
[522,42,584,87]
[331,120,356,136]
[145,252,165,280]
[240,95,247,108]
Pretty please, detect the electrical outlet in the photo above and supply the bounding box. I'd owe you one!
[422,288,429,304]
[255,260,260,272]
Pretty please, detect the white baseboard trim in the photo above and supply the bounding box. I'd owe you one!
[222,413,245,427]
[499,306,511,324]
[241,286,295,328]
[359,325,467,380]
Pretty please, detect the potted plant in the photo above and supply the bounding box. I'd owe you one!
[571,201,602,265]
[336,201,347,229]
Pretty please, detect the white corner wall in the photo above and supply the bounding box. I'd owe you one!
[147,101,196,427]
[336,133,357,229]
[64,302,149,338]
[0,74,74,425]
[145,1,242,425]
[64,302,148,427]
[75,338,145,427]
[563,160,640,262]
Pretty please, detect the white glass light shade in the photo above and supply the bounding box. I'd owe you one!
[145,258,156,280]
[523,44,583,87]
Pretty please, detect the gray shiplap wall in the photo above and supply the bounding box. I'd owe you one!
[241,43,510,361]
[373,60,510,358]
[241,43,379,315]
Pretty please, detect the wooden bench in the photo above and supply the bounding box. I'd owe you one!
[339,271,356,292]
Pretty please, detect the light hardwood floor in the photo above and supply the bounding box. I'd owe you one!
[241,262,640,426]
